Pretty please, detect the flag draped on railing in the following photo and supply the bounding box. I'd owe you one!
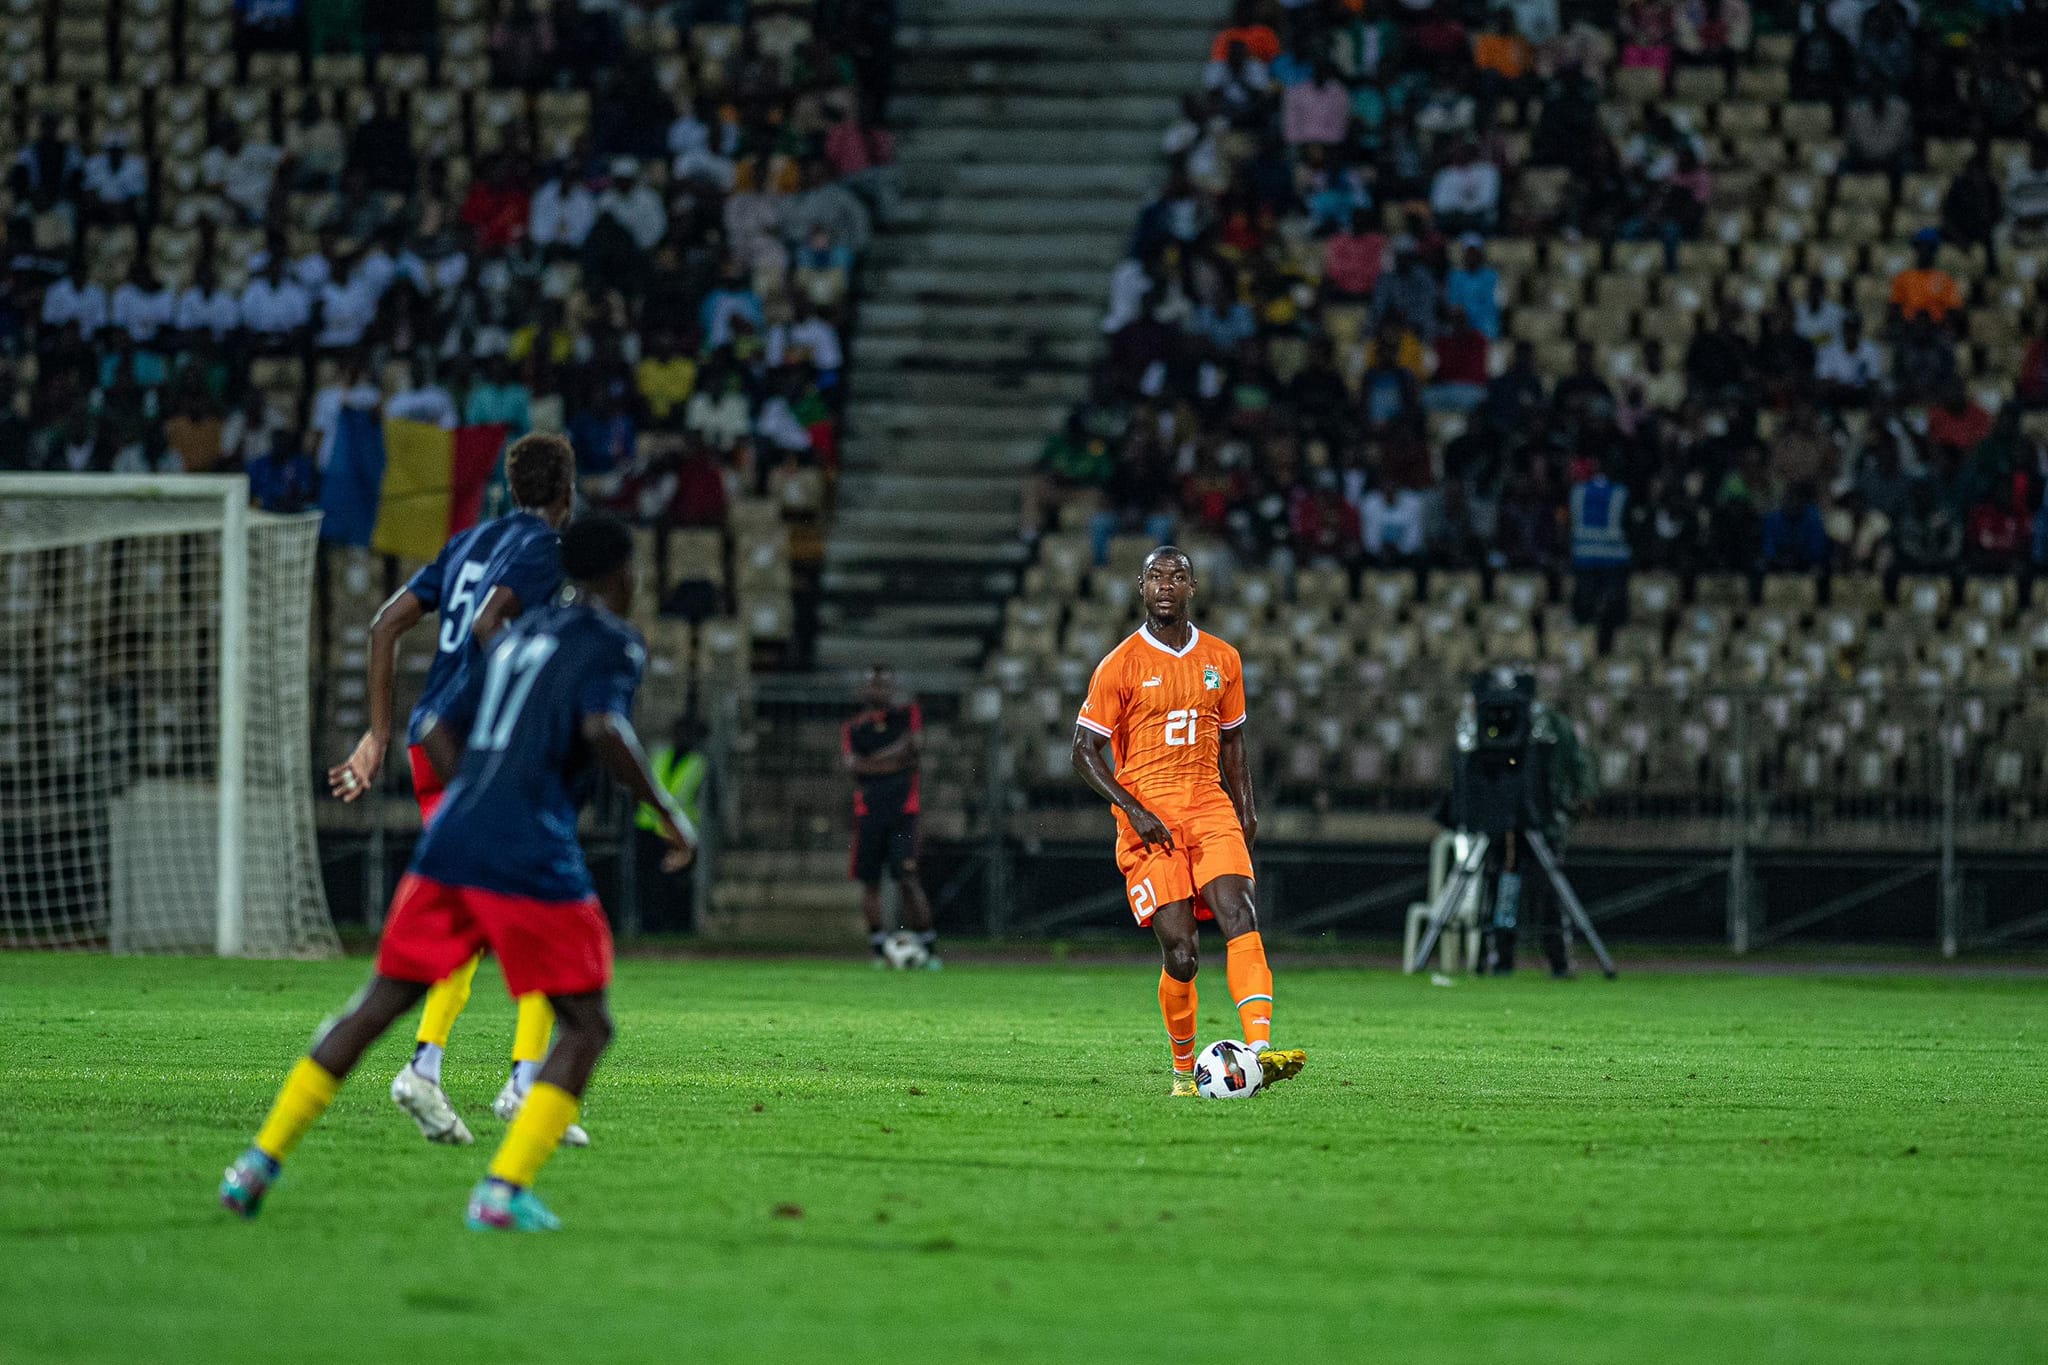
[317,411,508,560]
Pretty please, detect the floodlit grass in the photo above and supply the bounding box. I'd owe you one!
[1,954,2043,1364]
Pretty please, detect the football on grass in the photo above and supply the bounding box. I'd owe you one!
[881,930,929,970]
[1194,1040,1262,1099]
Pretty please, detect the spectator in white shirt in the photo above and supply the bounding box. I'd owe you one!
[81,134,148,223]
[382,359,460,428]
[110,261,176,345]
[42,261,109,338]
[314,272,379,350]
[1428,140,1501,234]
[2004,139,2048,247]
[766,299,844,376]
[1814,315,1887,404]
[306,359,382,469]
[351,238,399,302]
[593,158,667,252]
[200,122,284,225]
[1359,480,1427,561]
[528,163,597,251]
[1793,274,1848,346]
[238,258,312,346]
[174,261,242,340]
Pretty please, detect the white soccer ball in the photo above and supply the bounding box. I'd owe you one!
[1193,1039,1263,1099]
[881,930,929,971]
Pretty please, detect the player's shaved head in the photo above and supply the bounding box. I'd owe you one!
[1138,545,1196,632]
[1141,546,1194,579]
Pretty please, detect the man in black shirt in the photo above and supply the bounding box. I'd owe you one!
[842,667,939,967]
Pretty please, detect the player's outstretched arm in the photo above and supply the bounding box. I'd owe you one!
[586,712,698,870]
[1220,726,1258,848]
[327,588,426,802]
[1071,725,1173,850]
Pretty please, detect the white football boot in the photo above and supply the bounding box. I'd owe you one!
[390,1064,475,1145]
[494,1077,590,1148]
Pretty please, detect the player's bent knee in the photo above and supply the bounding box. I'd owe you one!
[1162,941,1199,980]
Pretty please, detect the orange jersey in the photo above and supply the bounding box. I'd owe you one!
[1077,624,1247,819]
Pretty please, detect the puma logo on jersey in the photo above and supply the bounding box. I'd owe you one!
[1142,677,1162,687]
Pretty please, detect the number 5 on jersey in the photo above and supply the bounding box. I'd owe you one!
[1163,709,1196,746]
[438,561,488,652]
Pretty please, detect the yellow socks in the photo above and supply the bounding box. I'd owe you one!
[253,1058,340,1162]
[511,993,554,1067]
[487,1082,579,1188]
[1226,931,1275,1048]
[1158,969,1198,1073]
[417,953,481,1050]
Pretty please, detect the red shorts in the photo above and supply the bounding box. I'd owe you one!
[409,744,446,824]
[375,873,613,999]
[1115,798,1253,926]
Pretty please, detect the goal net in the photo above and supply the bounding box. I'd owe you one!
[0,475,338,957]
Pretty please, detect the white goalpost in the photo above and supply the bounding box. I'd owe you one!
[0,474,338,958]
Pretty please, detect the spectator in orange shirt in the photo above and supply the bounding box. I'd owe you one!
[1889,228,1964,333]
[1472,9,1535,123]
[1209,0,1280,63]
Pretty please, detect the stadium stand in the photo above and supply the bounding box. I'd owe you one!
[976,0,2048,831]
[0,0,898,704]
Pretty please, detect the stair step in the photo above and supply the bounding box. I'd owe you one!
[871,232,1124,269]
[827,535,1030,566]
[717,848,853,881]
[900,126,1164,165]
[898,57,1195,97]
[845,433,1044,469]
[853,370,1088,404]
[851,331,1096,370]
[905,0,1225,22]
[815,632,988,669]
[897,161,1153,199]
[850,399,1069,436]
[894,92,1176,129]
[839,471,1022,511]
[838,505,1019,538]
[833,600,1005,632]
[861,298,1103,336]
[865,263,1108,301]
[898,20,1220,50]
[886,196,1137,234]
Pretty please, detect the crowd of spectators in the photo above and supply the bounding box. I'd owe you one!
[1030,0,2048,624]
[0,0,898,537]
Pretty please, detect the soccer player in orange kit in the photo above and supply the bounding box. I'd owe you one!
[1071,546,1307,1096]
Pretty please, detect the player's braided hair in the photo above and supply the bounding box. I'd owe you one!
[506,433,575,512]
[560,513,635,583]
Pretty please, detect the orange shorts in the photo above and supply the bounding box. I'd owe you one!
[1114,798,1253,925]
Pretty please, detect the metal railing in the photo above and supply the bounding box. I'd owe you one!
[709,679,2048,954]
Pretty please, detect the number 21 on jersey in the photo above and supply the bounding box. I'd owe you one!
[1162,709,1196,746]
[1130,878,1158,918]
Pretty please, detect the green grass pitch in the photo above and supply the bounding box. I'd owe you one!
[2,954,2044,1364]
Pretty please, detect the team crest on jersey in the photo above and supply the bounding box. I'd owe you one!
[1203,665,1222,690]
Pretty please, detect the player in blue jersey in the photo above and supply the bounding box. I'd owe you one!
[222,515,695,1231]
[325,433,581,1148]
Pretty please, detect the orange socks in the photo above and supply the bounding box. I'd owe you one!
[1226,931,1275,1048]
[1158,970,1198,1073]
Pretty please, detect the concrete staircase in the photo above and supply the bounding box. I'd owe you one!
[820,0,1220,683]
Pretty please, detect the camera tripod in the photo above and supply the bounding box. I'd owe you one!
[1409,829,1617,979]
